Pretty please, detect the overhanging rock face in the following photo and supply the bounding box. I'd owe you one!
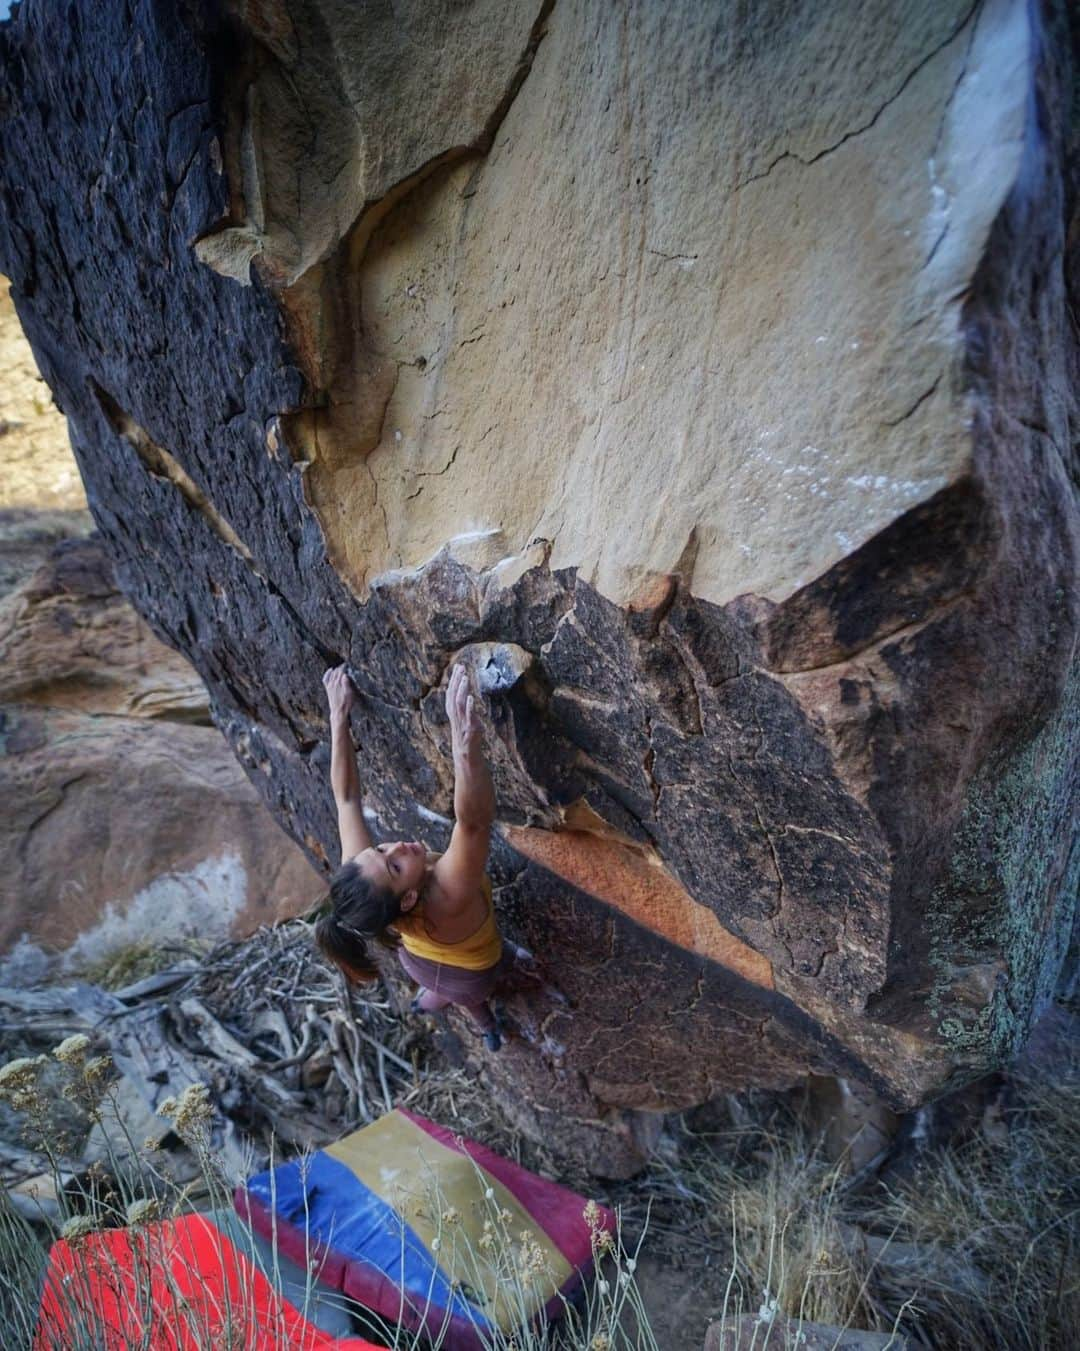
[1,0,1077,1173]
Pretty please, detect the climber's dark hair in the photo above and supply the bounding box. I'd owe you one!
[313,859,402,984]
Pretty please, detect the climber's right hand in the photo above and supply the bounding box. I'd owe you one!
[322,664,355,723]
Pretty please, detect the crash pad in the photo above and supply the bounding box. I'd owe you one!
[235,1108,615,1349]
[34,1210,378,1350]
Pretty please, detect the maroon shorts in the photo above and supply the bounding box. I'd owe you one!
[396,945,506,1005]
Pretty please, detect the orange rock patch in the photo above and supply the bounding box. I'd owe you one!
[502,825,774,989]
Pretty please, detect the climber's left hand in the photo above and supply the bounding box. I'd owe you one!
[323,664,355,723]
[446,663,482,763]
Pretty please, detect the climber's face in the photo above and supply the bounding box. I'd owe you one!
[354,841,427,908]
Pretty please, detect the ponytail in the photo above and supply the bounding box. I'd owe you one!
[314,909,381,984]
[313,860,403,986]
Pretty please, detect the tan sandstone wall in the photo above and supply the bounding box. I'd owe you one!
[200,1,1032,614]
[0,279,86,513]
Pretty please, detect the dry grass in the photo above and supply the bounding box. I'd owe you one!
[623,1103,896,1337]
[2,922,1077,1350]
[604,1032,1080,1351]
[0,1019,658,1349]
[867,1051,1080,1350]
[69,938,207,991]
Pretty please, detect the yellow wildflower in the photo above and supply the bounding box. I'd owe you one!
[515,1230,549,1288]
[60,1214,98,1244]
[83,1055,112,1083]
[52,1035,91,1066]
[0,1055,46,1112]
[0,1056,43,1093]
[125,1197,162,1227]
[171,1083,213,1138]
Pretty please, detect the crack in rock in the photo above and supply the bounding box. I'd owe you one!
[732,0,982,194]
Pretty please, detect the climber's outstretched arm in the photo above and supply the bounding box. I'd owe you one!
[323,665,374,862]
[433,664,494,907]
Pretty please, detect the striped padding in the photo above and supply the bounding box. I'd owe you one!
[235,1109,615,1350]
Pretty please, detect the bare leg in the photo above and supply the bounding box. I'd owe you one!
[414,989,499,1045]
[415,987,452,1013]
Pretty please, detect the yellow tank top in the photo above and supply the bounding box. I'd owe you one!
[396,874,503,971]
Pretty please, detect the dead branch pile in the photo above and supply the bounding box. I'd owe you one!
[0,920,431,1203]
[168,918,426,1139]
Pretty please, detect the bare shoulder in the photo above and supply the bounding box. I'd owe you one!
[427,842,489,932]
[432,822,489,905]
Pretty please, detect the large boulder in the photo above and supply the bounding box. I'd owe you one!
[0,535,324,964]
[0,533,206,720]
[0,0,1077,1172]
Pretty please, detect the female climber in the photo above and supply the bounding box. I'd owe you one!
[315,661,508,1051]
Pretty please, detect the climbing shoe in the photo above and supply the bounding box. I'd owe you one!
[483,1000,507,1052]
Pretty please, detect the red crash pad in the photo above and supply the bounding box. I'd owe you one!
[34,1211,380,1350]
